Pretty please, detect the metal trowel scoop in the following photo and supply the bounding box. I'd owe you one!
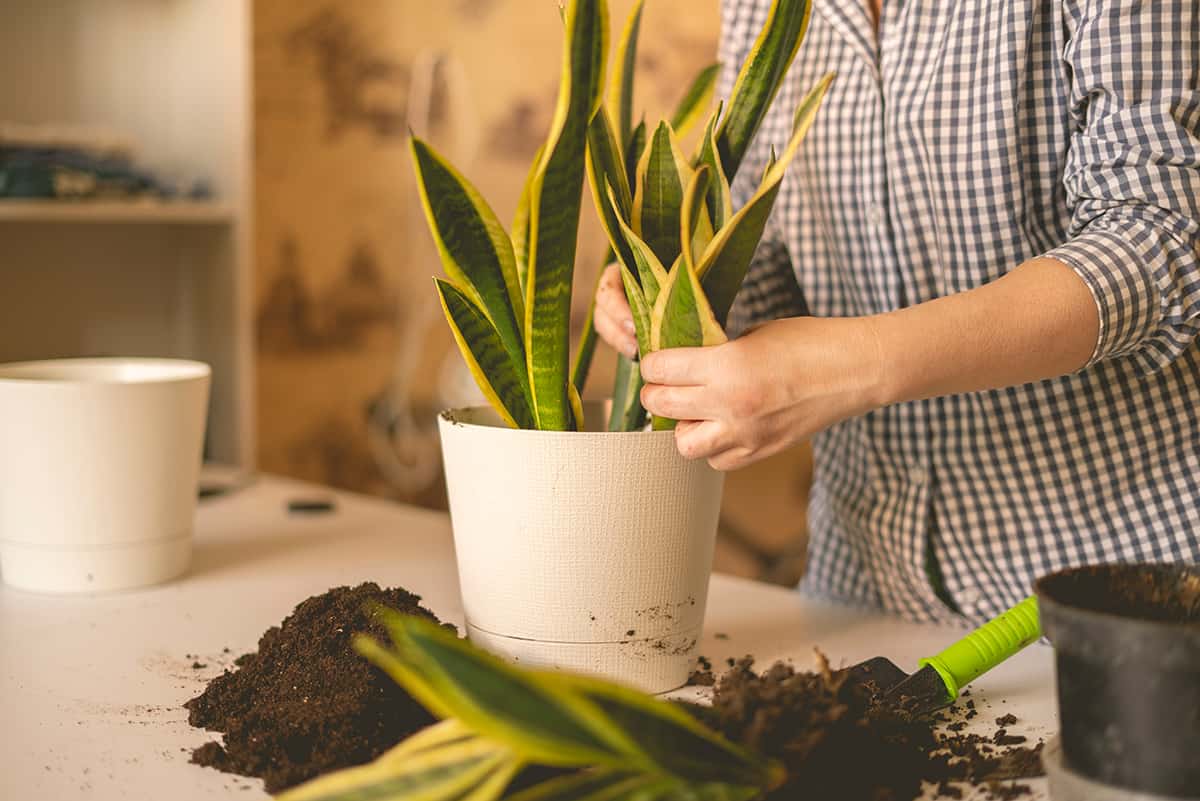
[846,596,1041,717]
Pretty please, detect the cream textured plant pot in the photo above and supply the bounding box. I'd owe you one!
[438,404,724,694]
[0,358,210,594]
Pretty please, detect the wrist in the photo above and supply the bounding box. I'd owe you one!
[856,314,894,410]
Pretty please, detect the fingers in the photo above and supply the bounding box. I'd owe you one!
[640,346,713,386]
[673,419,731,461]
[641,383,713,422]
[594,263,638,359]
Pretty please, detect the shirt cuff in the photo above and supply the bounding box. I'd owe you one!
[1042,215,1163,370]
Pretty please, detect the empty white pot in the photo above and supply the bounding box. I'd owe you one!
[438,404,724,693]
[0,358,210,593]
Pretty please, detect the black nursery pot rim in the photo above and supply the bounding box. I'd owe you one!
[1034,562,1200,630]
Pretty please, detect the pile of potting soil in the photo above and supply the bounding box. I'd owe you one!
[185,583,446,793]
[695,656,1044,801]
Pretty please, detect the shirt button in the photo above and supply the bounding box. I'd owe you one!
[867,202,886,227]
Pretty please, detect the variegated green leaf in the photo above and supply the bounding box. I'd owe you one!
[715,0,812,180]
[525,0,608,431]
[698,73,833,325]
[587,109,637,273]
[624,118,647,190]
[694,103,732,232]
[542,672,779,791]
[504,770,644,801]
[618,265,653,356]
[513,144,546,294]
[379,719,477,763]
[607,356,647,432]
[610,184,668,303]
[412,138,527,394]
[633,122,692,268]
[668,63,719,139]
[434,279,536,430]
[649,258,727,431]
[370,614,628,769]
[571,290,600,395]
[610,0,644,145]
[679,165,713,270]
[276,736,512,801]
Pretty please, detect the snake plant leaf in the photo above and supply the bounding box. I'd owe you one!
[668,63,720,139]
[715,0,812,180]
[610,0,644,145]
[680,165,713,270]
[543,672,781,789]
[513,144,546,294]
[379,719,477,763]
[571,289,600,394]
[524,0,608,431]
[625,118,647,189]
[434,279,536,430]
[618,264,653,356]
[568,381,587,431]
[694,103,732,232]
[275,735,513,801]
[370,613,631,769]
[610,184,668,303]
[697,73,833,325]
[633,122,694,268]
[586,109,637,273]
[503,770,641,801]
[649,257,728,353]
[411,138,526,377]
[607,355,647,432]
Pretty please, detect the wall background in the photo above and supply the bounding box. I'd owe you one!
[252,0,811,581]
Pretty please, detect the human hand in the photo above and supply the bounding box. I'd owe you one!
[593,263,639,359]
[639,316,887,471]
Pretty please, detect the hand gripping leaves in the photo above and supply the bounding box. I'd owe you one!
[277,612,785,801]
[413,0,831,432]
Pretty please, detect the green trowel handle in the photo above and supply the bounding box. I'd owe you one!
[919,595,1041,700]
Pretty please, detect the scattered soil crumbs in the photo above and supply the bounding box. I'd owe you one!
[186,583,447,793]
[688,655,716,687]
[690,656,1044,801]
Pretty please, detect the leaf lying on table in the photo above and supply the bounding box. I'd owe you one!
[277,612,783,801]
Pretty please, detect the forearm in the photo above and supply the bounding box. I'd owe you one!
[869,257,1100,406]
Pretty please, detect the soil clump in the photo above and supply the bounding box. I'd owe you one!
[186,583,445,793]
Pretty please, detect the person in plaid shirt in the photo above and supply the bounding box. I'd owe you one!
[594,0,1200,622]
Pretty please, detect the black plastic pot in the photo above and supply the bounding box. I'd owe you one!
[1035,563,1200,798]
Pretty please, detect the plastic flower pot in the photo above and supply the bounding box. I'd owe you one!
[1035,563,1200,798]
[438,403,724,694]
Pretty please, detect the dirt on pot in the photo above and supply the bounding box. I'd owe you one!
[691,655,1044,801]
[185,583,447,793]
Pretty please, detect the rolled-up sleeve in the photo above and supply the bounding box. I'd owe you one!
[718,0,809,338]
[1044,0,1200,373]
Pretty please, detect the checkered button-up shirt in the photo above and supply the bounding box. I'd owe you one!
[720,0,1200,623]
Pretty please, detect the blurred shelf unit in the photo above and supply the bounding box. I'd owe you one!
[0,0,255,470]
[0,200,235,225]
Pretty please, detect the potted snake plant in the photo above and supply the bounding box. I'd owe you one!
[414,0,830,693]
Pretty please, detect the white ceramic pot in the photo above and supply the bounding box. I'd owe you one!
[0,358,210,594]
[438,404,724,693]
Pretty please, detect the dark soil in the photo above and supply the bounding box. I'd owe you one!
[185,583,446,793]
[692,655,1044,801]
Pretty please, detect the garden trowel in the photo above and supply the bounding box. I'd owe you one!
[847,596,1041,716]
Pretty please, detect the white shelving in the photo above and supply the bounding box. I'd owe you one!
[0,200,235,225]
[0,0,254,470]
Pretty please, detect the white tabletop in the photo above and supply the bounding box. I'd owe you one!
[0,476,1056,799]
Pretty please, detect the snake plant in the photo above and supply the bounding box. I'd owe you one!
[277,612,784,801]
[414,0,829,431]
